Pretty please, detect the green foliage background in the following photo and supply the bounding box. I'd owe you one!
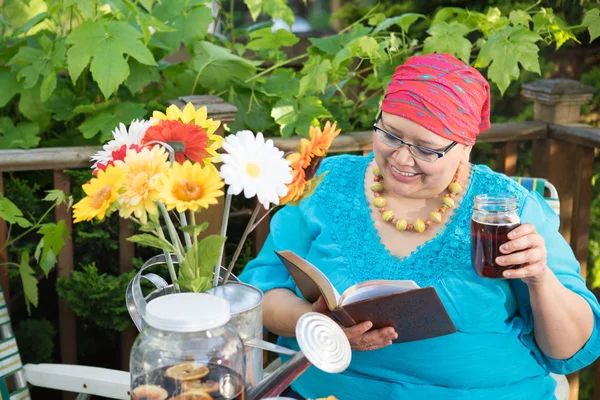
[0,0,599,397]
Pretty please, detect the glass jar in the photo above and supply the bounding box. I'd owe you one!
[130,292,245,400]
[471,194,521,279]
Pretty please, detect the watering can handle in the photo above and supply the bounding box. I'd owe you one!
[125,253,240,332]
[126,253,176,332]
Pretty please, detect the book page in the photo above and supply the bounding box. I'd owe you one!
[340,280,420,306]
[275,251,341,309]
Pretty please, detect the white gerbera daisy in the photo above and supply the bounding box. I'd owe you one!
[91,119,156,169]
[219,130,293,209]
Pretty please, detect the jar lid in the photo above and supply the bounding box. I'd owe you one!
[145,293,231,332]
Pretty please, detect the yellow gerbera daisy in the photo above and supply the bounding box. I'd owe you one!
[73,165,125,222]
[158,160,225,213]
[309,121,341,157]
[152,103,223,165]
[116,146,170,223]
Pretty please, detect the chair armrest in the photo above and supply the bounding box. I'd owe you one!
[23,363,130,400]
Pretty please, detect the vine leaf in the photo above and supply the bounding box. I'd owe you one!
[423,21,472,63]
[66,21,157,99]
[475,26,542,94]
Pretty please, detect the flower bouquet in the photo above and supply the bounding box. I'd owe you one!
[73,102,340,293]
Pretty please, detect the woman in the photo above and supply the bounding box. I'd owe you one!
[239,54,600,399]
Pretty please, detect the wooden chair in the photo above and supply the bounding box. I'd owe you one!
[0,287,129,399]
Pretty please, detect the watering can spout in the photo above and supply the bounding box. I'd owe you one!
[246,312,352,400]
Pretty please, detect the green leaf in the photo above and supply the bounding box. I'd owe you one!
[261,68,300,98]
[153,5,213,50]
[179,222,209,236]
[43,189,67,206]
[0,119,40,149]
[127,233,178,253]
[34,238,58,277]
[368,13,386,26]
[423,21,472,63]
[76,0,97,20]
[263,0,294,28]
[244,0,263,21]
[0,196,32,228]
[192,41,258,92]
[271,96,331,137]
[78,102,147,140]
[125,59,160,95]
[8,46,48,89]
[228,86,274,133]
[11,11,48,37]
[532,8,577,49]
[348,36,383,61]
[247,28,299,51]
[0,68,21,107]
[19,84,49,123]
[298,56,331,96]
[138,219,160,232]
[19,252,38,314]
[475,25,542,94]
[178,276,212,293]
[309,25,370,55]
[195,235,227,278]
[37,220,69,276]
[66,21,157,99]
[509,10,531,27]
[40,73,57,102]
[46,89,82,121]
[374,13,425,34]
[583,9,600,43]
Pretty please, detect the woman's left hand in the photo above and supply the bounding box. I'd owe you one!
[496,223,550,286]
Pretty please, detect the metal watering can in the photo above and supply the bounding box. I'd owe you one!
[126,254,352,400]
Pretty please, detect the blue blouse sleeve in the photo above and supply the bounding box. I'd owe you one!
[510,191,600,374]
[238,204,315,294]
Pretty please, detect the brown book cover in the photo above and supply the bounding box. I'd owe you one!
[275,250,457,343]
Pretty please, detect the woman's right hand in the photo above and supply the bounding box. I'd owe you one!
[311,296,398,351]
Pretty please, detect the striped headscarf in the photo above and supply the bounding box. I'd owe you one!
[381,54,491,146]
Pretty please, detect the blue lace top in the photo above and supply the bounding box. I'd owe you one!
[239,154,600,400]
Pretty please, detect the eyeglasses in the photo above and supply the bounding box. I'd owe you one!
[373,112,458,162]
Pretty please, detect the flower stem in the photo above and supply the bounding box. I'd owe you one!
[213,193,232,288]
[179,211,193,251]
[250,206,276,231]
[222,202,261,285]
[157,227,180,292]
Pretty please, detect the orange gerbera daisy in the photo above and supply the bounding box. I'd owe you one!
[142,120,209,164]
[280,139,312,205]
[309,121,340,157]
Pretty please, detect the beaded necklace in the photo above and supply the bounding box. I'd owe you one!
[370,164,463,233]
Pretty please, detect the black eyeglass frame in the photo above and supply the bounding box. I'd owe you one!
[373,111,458,162]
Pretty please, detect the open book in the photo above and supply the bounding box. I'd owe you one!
[275,250,457,343]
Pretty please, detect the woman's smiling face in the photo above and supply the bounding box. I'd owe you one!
[372,111,472,199]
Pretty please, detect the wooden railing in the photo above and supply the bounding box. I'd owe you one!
[1,80,599,400]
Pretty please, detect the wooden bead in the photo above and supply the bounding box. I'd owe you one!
[374,176,381,182]
[374,192,380,197]
[425,219,432,226]
[382,210,394,222]
[370,182,384,192]
[407,224,414,231]
[379,207,385,213]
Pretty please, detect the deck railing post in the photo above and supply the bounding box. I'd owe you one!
[523,78,595,400]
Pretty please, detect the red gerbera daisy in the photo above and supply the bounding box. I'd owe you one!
[142,120,209,164]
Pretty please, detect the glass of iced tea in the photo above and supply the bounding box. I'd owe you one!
[471,194,521,278]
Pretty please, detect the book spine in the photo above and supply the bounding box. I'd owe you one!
[331,308,356,327]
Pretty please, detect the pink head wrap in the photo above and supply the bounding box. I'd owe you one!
[381,54,491,146]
